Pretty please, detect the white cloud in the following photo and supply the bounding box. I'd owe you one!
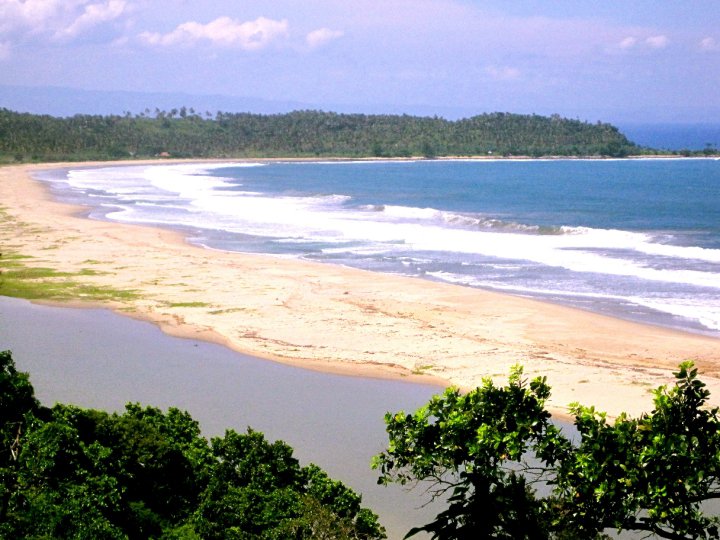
[140,16,289,50]
[700,37,719,51]
[616,35,668,51]
[645,35,668,49]
[486,65,521,81]
[306,27,343,49]
[0,0,128,41]
[0,0,66,33]
[618,36,637,49]
[56,0,128,39]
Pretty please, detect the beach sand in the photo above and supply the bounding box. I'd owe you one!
[2,161,719,419]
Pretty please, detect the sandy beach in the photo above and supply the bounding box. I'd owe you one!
[2,161,719,419]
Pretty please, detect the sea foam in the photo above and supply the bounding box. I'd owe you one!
[42,160,720,336]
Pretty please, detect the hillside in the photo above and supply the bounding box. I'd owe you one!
[0,108,638,162]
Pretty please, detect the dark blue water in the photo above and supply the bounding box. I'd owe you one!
[40,158,720,336]
[216,159,720,241]
[620,124,720,151]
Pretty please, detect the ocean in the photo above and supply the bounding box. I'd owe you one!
[38,158,720,337]
[619,123,720,151]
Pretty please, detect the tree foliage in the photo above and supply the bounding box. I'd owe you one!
[374,362,720,539]
[0,107,639,162]
[0,350,385,539]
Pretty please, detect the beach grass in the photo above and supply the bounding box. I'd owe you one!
[0,204,136,302]
[165,301,211,308]
[412,364,436,375]
[209,308,246,315]
[0,250,137,302]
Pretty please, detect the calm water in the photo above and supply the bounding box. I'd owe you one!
[619,123,720,151]
[0,296,646,539]
[39,158,720,336]
[0,296,443,539]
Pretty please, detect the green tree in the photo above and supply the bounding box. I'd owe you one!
[10,413,126,539]
[0,349,42,533]
[195,428,385,539]
[0,350,385,539]
[372,366,566,539]
[0,107,640,162]
[553,362,720,539]
[374,363,720,539]
[0,349,39,465]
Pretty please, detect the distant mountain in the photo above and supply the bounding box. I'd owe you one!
[2,85,718,151]
[0,108,639,162]
[0,85,481,120]
[0,85,310,118]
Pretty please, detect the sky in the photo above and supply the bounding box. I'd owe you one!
[1,0,719,123]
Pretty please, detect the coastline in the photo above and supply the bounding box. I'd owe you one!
[2,161,720,418]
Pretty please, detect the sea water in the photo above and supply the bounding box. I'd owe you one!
[37,158,720,337]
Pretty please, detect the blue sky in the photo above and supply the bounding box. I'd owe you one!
[1,0,719,123]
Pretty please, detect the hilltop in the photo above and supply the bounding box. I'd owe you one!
[0,108,641,162]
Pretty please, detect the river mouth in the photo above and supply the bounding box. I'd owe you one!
[0,295,660,539]
[0,295,447,539]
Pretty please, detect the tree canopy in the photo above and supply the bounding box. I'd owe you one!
[374,363,720,540]
[6,344,720,539]
[0,108,640,162]
[0,350,385,539]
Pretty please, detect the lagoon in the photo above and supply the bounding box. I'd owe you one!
[0,296,443,539]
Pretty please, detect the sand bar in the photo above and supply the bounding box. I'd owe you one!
[2,161,720,419]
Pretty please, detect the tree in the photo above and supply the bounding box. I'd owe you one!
[195,428,386,539]
[554,362,720,539]
[372,366,566,539]
[0,350,385,539]
[0,349,42,532]
[0,349,39,466]
[374,363,720,539]
[0,107,640,163]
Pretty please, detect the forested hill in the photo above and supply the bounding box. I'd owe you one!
[0,107,639,162]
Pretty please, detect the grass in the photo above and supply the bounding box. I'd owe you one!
[78,269,106,276]
[0,250,137,302]
[412,364,435,375]
[0,206,134,302]
[166,301,210,308]
[0,253,33,261]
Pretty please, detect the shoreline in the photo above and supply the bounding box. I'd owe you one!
[2,160,720,418]
[13,153,719,168]
[0,294,445,540]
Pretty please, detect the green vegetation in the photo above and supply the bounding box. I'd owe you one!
[0,251,136,302]
[5,336,719,539]
[411,364,436,375]
[374,363,720,539]
[0,350,385,539]
[165,301,211,308]
[0,107,642,162]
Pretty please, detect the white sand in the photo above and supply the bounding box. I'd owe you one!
[2,161,719,419]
